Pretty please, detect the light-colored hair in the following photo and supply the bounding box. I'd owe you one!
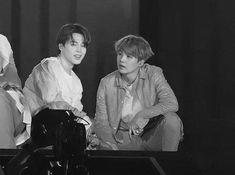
[115,35,154,61]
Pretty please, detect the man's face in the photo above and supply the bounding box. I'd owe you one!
[59,33,87,66]
[117,51,143,74]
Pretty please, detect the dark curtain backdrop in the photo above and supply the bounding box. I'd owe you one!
[139,0,235,173]
[140,0,235,121]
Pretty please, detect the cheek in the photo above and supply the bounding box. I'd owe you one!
[117,57,120,62]
[130,63,139,70]
[82,48,87,55]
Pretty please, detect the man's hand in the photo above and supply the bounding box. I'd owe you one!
[128,114,143,137]
[72,109,87,118]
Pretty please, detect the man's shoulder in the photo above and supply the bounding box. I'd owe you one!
[142,64,163,75]
[40,57,58,66]
[101,70,119,82]
[32,57,57,71]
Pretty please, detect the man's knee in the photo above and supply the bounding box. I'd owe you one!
[163,112,182,132]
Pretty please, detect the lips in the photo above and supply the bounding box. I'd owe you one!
[119,64,125,69]
[74,54,82,59]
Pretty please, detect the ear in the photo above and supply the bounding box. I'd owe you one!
[138,60,144,67]
[58,43,63,52]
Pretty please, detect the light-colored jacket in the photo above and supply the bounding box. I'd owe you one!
[95,64,179,144]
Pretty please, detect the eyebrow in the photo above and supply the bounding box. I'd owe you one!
[70,39,77,43]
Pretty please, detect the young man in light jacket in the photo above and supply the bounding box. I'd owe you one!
[95,35,183,151]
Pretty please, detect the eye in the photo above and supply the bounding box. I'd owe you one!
[126,55,134,59]
[117,51,122,56]
[70,41,77,46]
[80,43,86,48]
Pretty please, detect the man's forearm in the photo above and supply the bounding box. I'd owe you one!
[137,101,178,120]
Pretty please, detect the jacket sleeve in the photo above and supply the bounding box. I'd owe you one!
[94,78,116,144]
[23,61,59,116]
[138,68,178,119]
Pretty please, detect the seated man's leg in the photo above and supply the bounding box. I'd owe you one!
[0,90,23,148]
[141,112,183,151]
[116,130,143,150]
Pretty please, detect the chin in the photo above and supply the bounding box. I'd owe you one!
[74,60,82,65]
[118,69,127,74]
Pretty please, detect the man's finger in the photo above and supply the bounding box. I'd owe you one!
[129,128,132,138]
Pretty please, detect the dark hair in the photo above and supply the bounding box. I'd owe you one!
[114,35,154,61]
[56,23,91,48]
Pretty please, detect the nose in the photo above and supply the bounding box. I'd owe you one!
[76,45,82,52]
[119,54,127,62]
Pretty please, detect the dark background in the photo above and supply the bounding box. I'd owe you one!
[0,0,235,174]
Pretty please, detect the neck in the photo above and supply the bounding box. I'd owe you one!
[58,55,73,75]
[122,68,139,86]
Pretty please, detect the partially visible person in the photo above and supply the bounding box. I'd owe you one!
[23,23,92,136]
[0,34,31,148]
[94,35,184,151]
